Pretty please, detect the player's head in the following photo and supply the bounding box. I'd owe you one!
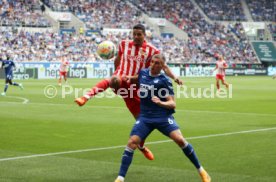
[150,54,166,75]
[215,53,223,61]
[132,24,146,46]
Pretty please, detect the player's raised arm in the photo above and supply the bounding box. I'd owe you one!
[12,61,16,70]
[114,41,123,70]
[162,64,183,85]
[114,54,121,70]
[152,95,176,110]
[122,75,139,84]
[212,64,218,73]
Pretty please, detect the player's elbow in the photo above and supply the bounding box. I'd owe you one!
[169,101,176,110]
[172,103,176,110]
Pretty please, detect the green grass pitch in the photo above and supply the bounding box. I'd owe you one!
[0,76,275,182]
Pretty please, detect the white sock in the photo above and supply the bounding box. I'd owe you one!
[84,94,91,99]
[117,176,124,181]
[198,166,204,173]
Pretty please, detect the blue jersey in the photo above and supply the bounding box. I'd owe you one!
[138,68,175,118]
[1,60,15,79]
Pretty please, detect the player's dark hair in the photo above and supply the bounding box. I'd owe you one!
[133,24,146,34]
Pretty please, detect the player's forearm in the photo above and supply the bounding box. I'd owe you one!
[127,75,138,84]
[152,96,176,110]
[163,64,176,80]
[114,55,120,70]
[157,100,176,110]
[163,64,183,85]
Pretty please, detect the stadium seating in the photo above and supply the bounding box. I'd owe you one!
[246,0,276,22]
[195,0,247,21]
[0,0,51,27]
[129,0,259,64]
[268,23,276,41]
[0,0,265,64]
[0,30,98,62]
[43,0,142,30]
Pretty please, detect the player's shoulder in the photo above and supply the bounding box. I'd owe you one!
[140,68,150,75]
[120,40,133,45]
[5,60,13,64]
[146,42,159,51]
[160,73,172,83]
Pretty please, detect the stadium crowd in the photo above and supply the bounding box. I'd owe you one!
[195,0,247,21]
[42,0,141,30]
[0,27,259,64]
[0,0,51,27]
[268,23,276,41]
[246,0,276,22]
[0,28,98,62]
[130,0,259,64]
[0,0,267,64]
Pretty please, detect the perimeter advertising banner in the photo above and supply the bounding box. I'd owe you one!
[268,66,276,76]
[185,67,267,77]
[0,63,269,79]
[0,68,37,79]
[185,67,215,77]
[15,62,114,79]
[38,67,87,79]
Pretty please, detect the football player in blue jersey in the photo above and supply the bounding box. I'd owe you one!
[115,54,211,182]
[0,56,23,96]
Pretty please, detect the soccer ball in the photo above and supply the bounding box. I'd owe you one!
[97,41,116,60]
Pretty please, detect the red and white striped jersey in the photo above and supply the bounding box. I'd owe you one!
[216,60,227,75]
[60,59,69,72]
[114,40,160,76]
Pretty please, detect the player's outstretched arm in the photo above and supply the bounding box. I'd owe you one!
[152,96,176,110]
[212,65,218,73]
[12,61,16,70]
[163,64,183,85]
[122,75,138,84]
[114,54,121,70]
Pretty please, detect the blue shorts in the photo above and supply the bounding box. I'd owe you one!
[130,115,179,141]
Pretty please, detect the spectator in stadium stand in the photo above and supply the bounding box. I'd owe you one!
[41,4,46,14]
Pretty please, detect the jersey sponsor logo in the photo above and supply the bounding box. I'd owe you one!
[127,54,143,63]
[140,83,154,92]
[153,79,159,83]
[139,48,148,57]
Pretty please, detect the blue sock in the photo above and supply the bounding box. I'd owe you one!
[12,82,19,86]
[4,84,8,92]
[118,147,134,177]
[182,143,201,169]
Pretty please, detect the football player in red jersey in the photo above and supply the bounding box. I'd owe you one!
[75,24,183,160]
[212,54,229,92]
